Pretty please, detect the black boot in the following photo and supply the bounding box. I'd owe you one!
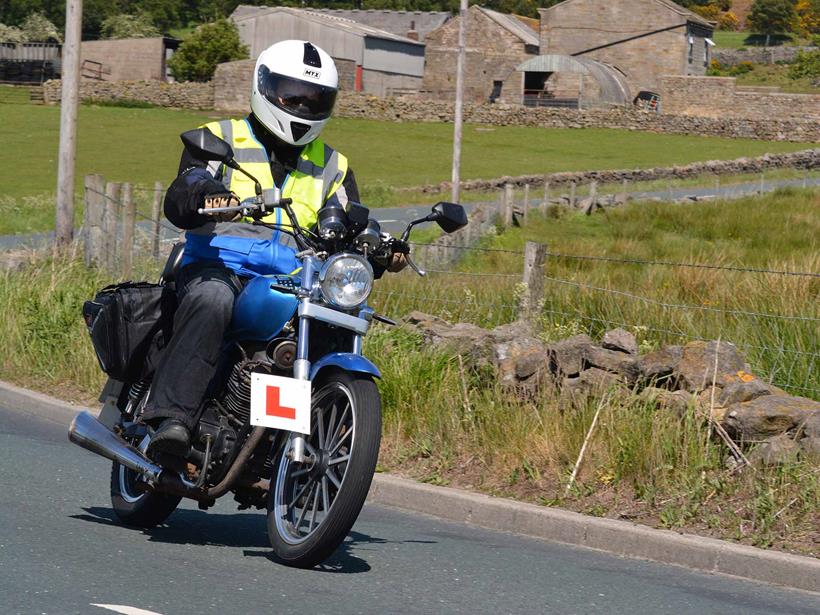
[147,419,191,458]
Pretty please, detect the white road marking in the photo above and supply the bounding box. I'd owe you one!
[91,604,165,615]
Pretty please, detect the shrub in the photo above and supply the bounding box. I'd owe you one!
[787,48,820,78]
[167,19,248,82]
[0,23,25,43]
[718,11,741,31]
[748,0,799,41]
[101,13,161,39]
[19,12,62,43]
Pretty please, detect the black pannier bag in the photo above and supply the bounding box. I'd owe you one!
[82,282,176,382]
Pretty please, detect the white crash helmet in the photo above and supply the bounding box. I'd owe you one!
[251,40,339,147]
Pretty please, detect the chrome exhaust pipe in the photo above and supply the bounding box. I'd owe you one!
[68,411,163,483]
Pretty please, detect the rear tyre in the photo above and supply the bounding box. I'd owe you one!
[110,460,181,528]
[267,369,381,568]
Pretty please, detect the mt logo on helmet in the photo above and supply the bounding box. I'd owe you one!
[251,40,339,147]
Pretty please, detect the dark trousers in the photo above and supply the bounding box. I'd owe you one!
[141,262,245,430]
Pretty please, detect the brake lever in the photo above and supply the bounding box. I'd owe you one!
[405,253,426,277]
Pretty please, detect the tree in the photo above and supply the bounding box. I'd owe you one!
[748,0,798,45]
[20,11,62,42]
[795,0,820,34]
[167,19,248,82]
[101,13,162,39]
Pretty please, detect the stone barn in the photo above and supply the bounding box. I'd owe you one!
[423,6,539,103]
[539,0,716,93]
[231,6,425,97]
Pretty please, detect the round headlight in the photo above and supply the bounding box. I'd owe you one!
[319,253,374,309]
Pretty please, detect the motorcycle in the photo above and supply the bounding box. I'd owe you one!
[68,128,468,567]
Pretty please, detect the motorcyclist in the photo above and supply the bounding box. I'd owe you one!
[141,40,398,456]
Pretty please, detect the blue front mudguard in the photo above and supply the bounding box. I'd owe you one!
[309,353,381,382]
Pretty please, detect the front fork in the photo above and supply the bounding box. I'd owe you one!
[290,297,312,463]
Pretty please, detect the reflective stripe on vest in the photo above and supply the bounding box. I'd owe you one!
[204,118,348,230]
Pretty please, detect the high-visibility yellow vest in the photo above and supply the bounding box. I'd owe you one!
[203,118,349,230]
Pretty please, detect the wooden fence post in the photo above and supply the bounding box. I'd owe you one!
[543,180,550,210]
[83,174,105,267]
[621,178,629,203]
[569,181,577,209]
[103,181,120,273]
[121,183,135,279]
[503,183,514,228]
[585,180,598,215]
[523,183,530,221]
[151,181,163,260]
[521,241,547,318]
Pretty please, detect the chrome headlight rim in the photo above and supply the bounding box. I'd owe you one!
[318,252,374,310]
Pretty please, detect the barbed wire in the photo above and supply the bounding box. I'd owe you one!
[411,242,819,278]
[540,275,820,322]
[83,185,179,235]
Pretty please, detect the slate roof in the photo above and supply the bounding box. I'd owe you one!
[230,6,425,46]
[475,7,539,47]
[539,0,715,29]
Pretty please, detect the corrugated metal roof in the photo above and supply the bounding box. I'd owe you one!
[310,9,451,41]
[476,7,539,47]
[230,5,426,46]
[517,54,632,105]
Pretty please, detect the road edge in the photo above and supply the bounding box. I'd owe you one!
[2,379,817,593]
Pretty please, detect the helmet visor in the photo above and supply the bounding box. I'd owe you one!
[258,66,337,121]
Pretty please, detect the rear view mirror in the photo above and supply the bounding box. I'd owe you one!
[431,202,468,233]
[181,128,235,164]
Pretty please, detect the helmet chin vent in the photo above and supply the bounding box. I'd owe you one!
[291,122,311,142]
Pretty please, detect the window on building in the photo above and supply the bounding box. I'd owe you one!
[489,80,503,103]
[704,38,715,67]
[688,35,694,64]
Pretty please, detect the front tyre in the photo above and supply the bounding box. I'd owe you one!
[268,369,382,568]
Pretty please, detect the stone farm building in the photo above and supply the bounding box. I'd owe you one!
[422,6,539,104]
[231,6,425,97]
[538,0,716,95]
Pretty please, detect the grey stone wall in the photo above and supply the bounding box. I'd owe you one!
[659,76,820,122]
[713,46,816,67]
[335,92,820,142]
[402,148,819,194]
[42,79,214,109]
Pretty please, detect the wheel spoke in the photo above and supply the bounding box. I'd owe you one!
[325,467,342,490]
[321,476,330,512]
[328,454,350,466]
[294,482,316,531]
[290,467,310,479]
[308,485,320,533]
[329,428,352,457]
[325,402,338,449]
[287,478,312,512]
[316,404,326,448]
[304,440,319,459]
[327,403,349,451]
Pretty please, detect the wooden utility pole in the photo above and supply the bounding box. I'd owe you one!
[55,0,83,245]
[450,0,467,204]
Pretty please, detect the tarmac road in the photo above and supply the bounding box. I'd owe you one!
[1,402,819,615]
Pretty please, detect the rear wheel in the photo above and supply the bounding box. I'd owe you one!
[267,369,381,567]
[109,435,181,528]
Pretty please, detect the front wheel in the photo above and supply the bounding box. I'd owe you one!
[267,369,382,567]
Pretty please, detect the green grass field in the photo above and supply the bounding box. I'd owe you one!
[0,101,815,234]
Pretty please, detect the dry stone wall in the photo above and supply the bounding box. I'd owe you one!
[403,148,820,194]
[334,92,820,142]
[713,46,816,67]
[659,76,820,123]
[42,78,214,110]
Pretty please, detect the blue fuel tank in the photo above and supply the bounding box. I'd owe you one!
[229,274,299,342]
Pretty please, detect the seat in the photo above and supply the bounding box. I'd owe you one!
[159,241,186,286]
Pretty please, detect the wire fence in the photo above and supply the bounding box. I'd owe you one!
[79,174,819,399]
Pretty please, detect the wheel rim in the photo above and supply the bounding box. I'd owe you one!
[118,435,150,504]
[272,382,356,545]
